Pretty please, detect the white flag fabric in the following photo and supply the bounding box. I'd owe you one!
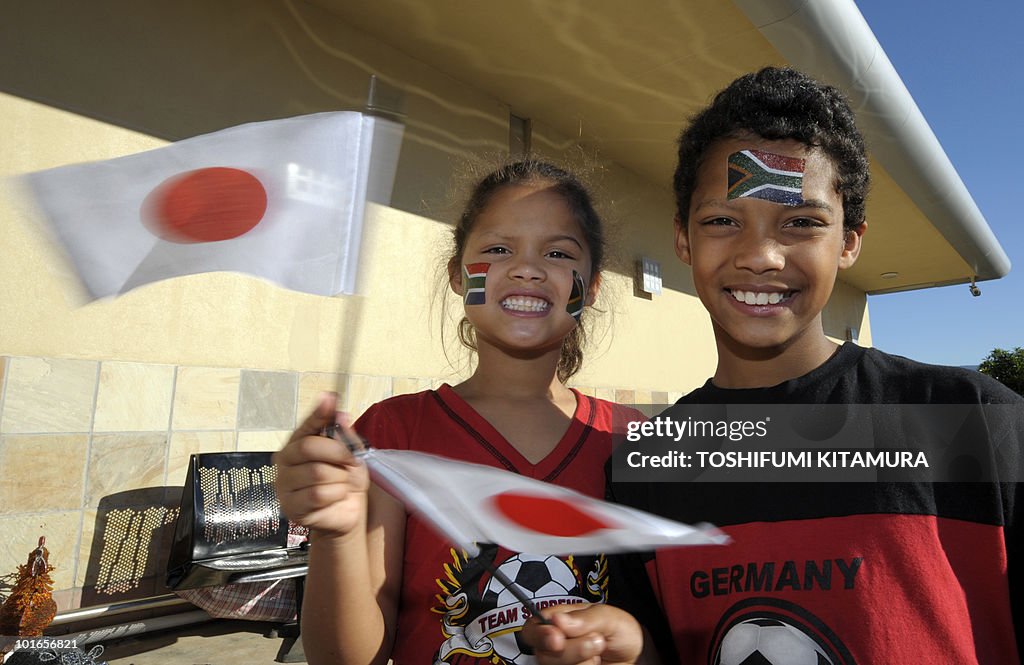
[361,448,727,556]
[24,112,403,299]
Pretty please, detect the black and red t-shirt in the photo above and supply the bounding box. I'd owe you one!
[609,343,1024,664]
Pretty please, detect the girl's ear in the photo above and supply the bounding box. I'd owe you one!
[448,258,464,296]
[586,272,602,306]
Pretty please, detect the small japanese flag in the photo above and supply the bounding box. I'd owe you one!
[362,448,727,556]
[24,111,402,299]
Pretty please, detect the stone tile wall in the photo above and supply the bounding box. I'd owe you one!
[0,355,680,612]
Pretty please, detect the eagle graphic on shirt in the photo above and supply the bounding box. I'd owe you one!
[431,544,607,664]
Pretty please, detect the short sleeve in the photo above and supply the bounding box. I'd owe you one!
[354,401,408,451]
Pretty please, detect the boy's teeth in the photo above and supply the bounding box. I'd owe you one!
[501,296,550,312]
[731,290,787,305]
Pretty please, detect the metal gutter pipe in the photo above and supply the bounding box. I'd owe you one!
[733,0,1011,286]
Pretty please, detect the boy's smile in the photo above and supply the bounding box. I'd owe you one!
[677,136,864,374]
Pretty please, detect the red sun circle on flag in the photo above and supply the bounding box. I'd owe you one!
[146,167,267,243]
[491,492,614,537]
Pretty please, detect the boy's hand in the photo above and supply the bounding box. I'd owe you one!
[273,393,370,538]
[522,603,648,665]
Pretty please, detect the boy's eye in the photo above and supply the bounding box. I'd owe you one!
[698,217,739,234]
[483,246,510,254]
[546,249,575,260]
[784,217,827,230]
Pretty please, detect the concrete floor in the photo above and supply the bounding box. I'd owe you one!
[102,620,303,665]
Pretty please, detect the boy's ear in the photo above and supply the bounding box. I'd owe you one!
[448,259,464,296]
[839,222,867,269]
[585,272,602,306]
[673,214,692,265]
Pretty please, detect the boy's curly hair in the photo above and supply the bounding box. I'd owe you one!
[674,66,870,231]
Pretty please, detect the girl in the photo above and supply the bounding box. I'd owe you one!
[274,159,635,665]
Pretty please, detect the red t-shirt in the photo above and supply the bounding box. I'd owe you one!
[356,385,638,665]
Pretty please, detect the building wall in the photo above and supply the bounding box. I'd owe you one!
[0,1,870,610]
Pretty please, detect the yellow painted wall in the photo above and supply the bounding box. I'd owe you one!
[0,0,871,611]
[0,1,871,392]
[825,279,873,347]
[0,91,717,389]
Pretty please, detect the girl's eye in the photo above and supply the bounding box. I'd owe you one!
[483,246,510,254]
[702,217,736,226]
[546,250,575,260]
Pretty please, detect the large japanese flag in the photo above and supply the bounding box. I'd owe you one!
[24,111,402,299]
[362,448,727,556]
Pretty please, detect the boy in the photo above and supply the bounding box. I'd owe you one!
[525,67,1023,664]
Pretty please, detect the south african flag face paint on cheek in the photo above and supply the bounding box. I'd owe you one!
[727,149,806,206]
[462,262,490,305]
[566,270,587,322]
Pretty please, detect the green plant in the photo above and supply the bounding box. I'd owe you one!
[978,346,1024,396]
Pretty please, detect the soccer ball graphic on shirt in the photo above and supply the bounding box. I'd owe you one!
[714,617,834,665]
[480,554,580,663]
[709,598,855,665]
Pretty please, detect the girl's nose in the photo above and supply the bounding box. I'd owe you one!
[508,254,546,281]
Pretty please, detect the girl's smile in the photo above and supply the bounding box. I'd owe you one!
[453,182,596,355]
[499,292,553,315]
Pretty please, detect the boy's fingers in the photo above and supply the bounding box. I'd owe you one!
[523,604,642,665]
[521,621,566,652]
[526,627,605,665]
[544,604,602,638]
[522,605,606,664]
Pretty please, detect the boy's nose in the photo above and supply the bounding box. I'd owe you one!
[733,233,785,273]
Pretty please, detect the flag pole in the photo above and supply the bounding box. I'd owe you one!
[333,74,405,399]
[479,558,554,628]
[326,76,553,628]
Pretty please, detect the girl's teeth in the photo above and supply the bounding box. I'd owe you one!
[502,296,550,312]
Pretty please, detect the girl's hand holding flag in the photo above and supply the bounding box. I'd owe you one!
[274,393,370,540]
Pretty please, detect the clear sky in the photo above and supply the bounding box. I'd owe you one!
[853,0,1023,367]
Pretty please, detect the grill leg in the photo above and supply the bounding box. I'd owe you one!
[273,577,305,662]
[275,635,306,663]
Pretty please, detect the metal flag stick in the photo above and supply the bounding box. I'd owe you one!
[323,74,552,631]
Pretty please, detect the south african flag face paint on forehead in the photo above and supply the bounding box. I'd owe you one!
[727,149,806,206]
[566,270,587,322]
[463,262,489,306]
